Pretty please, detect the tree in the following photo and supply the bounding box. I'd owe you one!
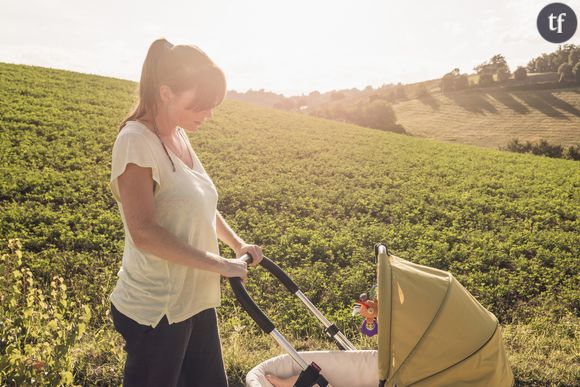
[562,145,580,160]
[273,98,296,110]
[441,73,455,93]
[531,57,547,72]
[330,92,345,101]
[455,74,469,90]
[526,44,579,72]
[441,68,469,93]
[362,100,397,130]
[558,63,573,82]
[475,55,510,86]
[331,103,347,120]
[569,47,580,66]
[496,67,511,83]
[296,97,308,108]
[573,62,580,82]
[514,66,527,81]
[533,139,563,158]
[368,93,388,102]
[474,54,510,75]
[478,73,494,87]
[385,91,397,102]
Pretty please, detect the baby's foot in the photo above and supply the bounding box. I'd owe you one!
[265,373,299,387]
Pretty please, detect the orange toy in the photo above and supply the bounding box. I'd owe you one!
[353,290,378,336]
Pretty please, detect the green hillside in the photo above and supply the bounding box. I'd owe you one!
[0,62,578,386]
[393,86,580,149]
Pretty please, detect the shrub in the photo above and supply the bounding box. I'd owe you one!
[531,139,563,157]
[557,63,573,82]
[440,69,468,93]
[562,144,580,160]
[496,68,511,83]
[478,73,494,87]
[362,100,398,131]
[0,239,92,386]
[502,138,579,160]
[503,138,531,153]
[330,92,345,101]
[414,84,430,98]
[455,74,469,90]
[441,73,455,93]
[573,62,580,82]
[514,66,527,81]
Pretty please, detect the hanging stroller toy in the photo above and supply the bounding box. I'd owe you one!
[353,285,378,337]
[232,243,514,387]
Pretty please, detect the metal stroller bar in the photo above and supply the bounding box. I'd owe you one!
[295,291,356,351]
[228,253,357,386]
[230,253,356,350]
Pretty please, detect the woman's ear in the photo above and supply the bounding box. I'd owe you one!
[158,84,174,104]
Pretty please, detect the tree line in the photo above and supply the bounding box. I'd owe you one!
[441,44,580,92]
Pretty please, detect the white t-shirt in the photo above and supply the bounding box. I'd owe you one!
[109,120,220,328]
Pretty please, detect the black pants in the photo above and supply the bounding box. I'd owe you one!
[110,302,229,387]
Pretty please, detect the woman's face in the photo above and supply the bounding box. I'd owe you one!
[167,88,213,133]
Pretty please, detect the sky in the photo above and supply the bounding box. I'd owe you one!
[1,0,579,97]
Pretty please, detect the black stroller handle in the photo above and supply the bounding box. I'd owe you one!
[228,253,300,333]
[228,252,334,386]
[239,252,300,292]
[228,252,356,350]
[228,253,274,333]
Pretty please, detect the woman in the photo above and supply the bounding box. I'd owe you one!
[108,38,263,387]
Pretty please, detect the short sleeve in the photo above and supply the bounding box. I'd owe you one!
[110,131,161,202]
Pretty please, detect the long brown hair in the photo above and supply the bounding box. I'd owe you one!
[118,38,227,132]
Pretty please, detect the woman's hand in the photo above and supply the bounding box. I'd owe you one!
[234,242,264,267]
[220,258,248,284]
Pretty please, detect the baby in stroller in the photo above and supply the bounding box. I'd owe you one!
[263,291,378,387]
[265,373,298,386]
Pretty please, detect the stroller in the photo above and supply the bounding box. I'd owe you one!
[230,243,514,387]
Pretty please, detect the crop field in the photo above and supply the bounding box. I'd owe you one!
[0,62,578,386]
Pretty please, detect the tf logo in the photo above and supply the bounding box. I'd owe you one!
[537,3,577,43]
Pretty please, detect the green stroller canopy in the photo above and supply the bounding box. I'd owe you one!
[377,247,513,386]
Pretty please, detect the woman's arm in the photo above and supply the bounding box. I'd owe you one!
[216,210,264,266]
[216,211,244,254]
[117,162,247,279]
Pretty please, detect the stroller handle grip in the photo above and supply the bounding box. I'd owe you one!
[238,253,300,293]
[228,253,300,334]
[228,275,275,333]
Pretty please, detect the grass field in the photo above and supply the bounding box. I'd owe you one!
[393,85,580,149]
[0,62,578,386]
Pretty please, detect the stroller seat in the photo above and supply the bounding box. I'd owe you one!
[246,350,378,387]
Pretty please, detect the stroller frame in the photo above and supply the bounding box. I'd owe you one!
[228,244,388,387]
